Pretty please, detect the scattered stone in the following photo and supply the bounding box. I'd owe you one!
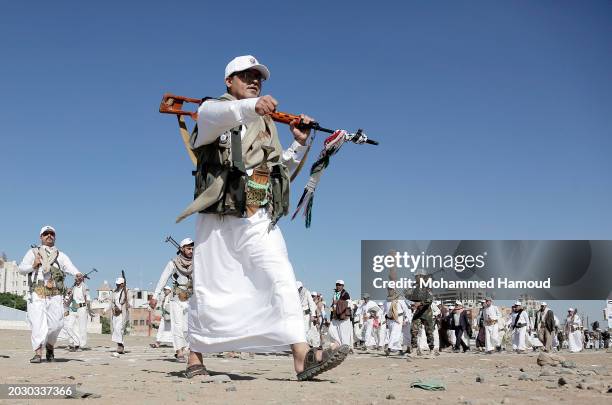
[476,375,484,383]
[576,383,586,390]
[539,369,554,377]
[592,367,609,376]
[558,377,567,386]
[607,386,612,393]
[385,394,395,400]
[545,384,558,389]
[561,360,576,369]
[225,386,237,392]
[556,369,575,375]
[536,352,565,367]
[518,373,532,381]
[519,368,525,372]
[202,374,231,384]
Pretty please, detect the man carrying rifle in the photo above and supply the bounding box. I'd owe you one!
[108,277,128,354]
[18,225,82,363]
[179,55,350,380]
[66,273,91,351]
[152,237,194,362]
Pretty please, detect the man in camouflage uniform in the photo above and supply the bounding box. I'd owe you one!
[406,275,438,356]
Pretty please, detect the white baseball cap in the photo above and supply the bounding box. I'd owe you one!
[163,286,171,290]
[179,238,194,247]
[40,225,56,236]
[225,55,270,80]
[541,301,547,306]
[115,277,125,285]
[311,291,318,296]
[335,280,345,285]
[296,281,303,289]
[514,301,522,306]
[455,300,462,306]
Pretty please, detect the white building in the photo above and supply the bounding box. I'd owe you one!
[0,258,29,297]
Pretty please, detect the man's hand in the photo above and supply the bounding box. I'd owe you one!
[255,95,278,116]
[32,253,42,270]
[289,114,314,146]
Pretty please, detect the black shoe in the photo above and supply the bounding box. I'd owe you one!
[45,347,55,362]
[30,354,42,363]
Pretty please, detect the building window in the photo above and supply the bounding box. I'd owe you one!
[140,320,145,326]
[137,292,142,299]
[23,281,27,286]
[133,320,138,326]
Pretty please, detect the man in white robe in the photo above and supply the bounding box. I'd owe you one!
[355,293,381,349]
[18,225,82,363]
[152,238,193,362]
[67,273,91,350]
[483,298,502,353]
[402,301,413,349]
[296,281,318,347]
[108,277,128,354]
[151,287,174,347]
[182,55,349,381]
[328,280,354,347]
[383,291,410,354]
[565,308,583,352]
[511,301,529,352]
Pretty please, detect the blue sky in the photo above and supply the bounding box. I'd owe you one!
[1,2,611,323]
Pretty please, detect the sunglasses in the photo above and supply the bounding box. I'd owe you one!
[232,69,265,83]
[41,232,55,237]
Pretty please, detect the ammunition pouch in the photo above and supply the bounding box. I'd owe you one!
[113,305,122,316]
[32,280,62,297]
[49,265,65,292]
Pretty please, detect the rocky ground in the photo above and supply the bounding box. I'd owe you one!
[0,330,610,404]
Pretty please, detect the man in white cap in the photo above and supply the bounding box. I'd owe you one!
[108,276,128,354]
[328,280,353,348]
[151,286,174,348]
[179,55,349,380]
[296,281,317,347]
[384,290,410,355]
[19,225,82,363]
[354,293,381,349]
[533,302,555,352]
[151,237,194,362]
[66,272,91,351]
[565,308,583,352]
[510,301,529,353]
[483,297,502,354]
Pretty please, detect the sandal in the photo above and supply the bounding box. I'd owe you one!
[30,354,42,364]
[296,344,350,381]
[183,364,209,379]
[149,343,160,348]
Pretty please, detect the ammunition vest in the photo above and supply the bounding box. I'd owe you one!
[177,93,290,225]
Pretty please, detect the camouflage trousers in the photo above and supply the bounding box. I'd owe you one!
[411,304,435,350]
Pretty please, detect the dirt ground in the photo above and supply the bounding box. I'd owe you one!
[0,330,610,405]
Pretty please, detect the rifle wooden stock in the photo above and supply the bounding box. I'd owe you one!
[159,93,320,130]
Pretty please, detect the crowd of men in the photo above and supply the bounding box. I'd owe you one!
[16,225,609,366]
[294,281,611,357]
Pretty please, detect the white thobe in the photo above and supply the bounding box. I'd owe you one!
[155,261,190,351]
[299,288,318,346]
[566,315,583,352]
[384,300,410,351]
[511,311,530,350]
[110,290,127,345]
[187,98,307,353]
[19,247,80,350]
[356,302,382,348]
[156,293,174,343]
[329,298,354,347]
[484,305,501,351]
[69,283,90,347]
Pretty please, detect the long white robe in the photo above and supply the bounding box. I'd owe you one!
[511,310,529,351]
[110,290,127,345]
[384,300,409,351]
[566,314,583,352]
[70,283,90,347]
[156,294,173,343]
[298,287,318,346]
[484,304,501,351]
[188,209,305,352]
[19,247,80,350]
[356,301,382,347]
[154,261,191,351]
[402,306,413,347]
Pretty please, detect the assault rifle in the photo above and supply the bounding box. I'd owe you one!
[164,235,180,250]
[158,93,378,167]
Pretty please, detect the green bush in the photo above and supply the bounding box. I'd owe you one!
[101,316,111,334]
[0,293,27,311]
